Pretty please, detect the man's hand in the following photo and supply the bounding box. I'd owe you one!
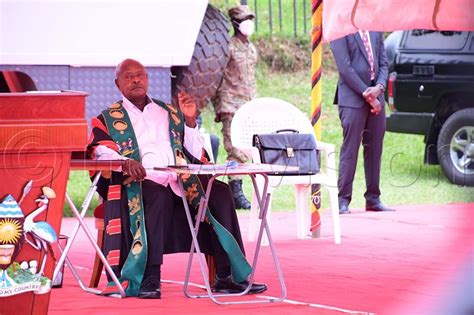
[363,86,383,115]
[178,91,198,128]
[368,98,382,115]
[363,86,380,100]
[122,159,146,184]
[363,84,384,101]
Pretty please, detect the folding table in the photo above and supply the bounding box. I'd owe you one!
[53,159,127,298]
[155,163,297,305]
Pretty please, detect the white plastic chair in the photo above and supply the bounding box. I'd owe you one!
[230,97,341,244]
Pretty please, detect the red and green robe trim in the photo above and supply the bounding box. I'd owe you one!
[100,102,147,296]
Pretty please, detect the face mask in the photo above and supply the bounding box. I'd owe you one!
[238,20,254,36]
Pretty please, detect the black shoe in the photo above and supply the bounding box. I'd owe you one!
[339,203,350,214]
[366,202,395,212]
[239,280,267,294]
[138,275,161,299]
[212,275,267,294]
[212,275,246,294]
[229,180,251,210]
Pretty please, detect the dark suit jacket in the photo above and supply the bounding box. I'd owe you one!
[330,31,388,108]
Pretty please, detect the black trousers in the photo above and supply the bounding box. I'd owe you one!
[337,105,386,206]
[119,178,244,275]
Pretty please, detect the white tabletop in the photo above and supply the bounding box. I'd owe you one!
[154,163,299,176]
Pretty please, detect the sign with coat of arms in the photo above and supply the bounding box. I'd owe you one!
[0,183,57,297]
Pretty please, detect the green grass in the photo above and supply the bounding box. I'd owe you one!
[65,171,99,217]
[252,0,312,38]
[212,0,312,38]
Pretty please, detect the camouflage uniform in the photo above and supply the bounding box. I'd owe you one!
[215,35,257,170]
[215,5,257,209]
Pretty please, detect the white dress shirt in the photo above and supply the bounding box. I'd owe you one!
[94,96,204,196]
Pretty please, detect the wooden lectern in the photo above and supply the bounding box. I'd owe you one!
[0,91,88,314]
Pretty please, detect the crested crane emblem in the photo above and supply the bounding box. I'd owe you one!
[0,183,57,297]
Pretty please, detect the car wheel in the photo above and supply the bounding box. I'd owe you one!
[437,108,474,186]
[171,4,230,111]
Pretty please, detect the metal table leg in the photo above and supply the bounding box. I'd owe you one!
[52,172,126,298]
[182,172,287,304]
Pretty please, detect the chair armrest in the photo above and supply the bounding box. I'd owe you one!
[251,147,262,163]
[316,141,337,183]
[199,131,214,163]
[316,141,335,153]
[70,159,124,171]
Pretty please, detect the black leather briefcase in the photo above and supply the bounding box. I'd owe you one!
[252,129,319,175]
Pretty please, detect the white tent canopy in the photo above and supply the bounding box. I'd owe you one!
[0,0,208,66]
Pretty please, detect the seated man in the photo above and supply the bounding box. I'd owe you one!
[88,58,266,299]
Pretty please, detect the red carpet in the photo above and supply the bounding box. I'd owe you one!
[49,203,474,315]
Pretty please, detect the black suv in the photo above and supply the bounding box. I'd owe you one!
[384,30,474,186]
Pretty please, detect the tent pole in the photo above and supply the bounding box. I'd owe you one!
[310,0,323,238]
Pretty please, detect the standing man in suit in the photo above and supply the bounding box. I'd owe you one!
[330,31,395,214]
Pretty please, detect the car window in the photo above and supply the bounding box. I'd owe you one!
[403,30,469,50]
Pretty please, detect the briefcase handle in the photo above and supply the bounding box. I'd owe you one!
[275,129,299,134]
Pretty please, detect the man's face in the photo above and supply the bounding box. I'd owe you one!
[115,60,148,102]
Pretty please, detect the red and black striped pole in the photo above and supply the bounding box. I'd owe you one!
[310,0,322,237]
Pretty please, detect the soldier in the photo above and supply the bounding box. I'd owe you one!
[214,5,257,209]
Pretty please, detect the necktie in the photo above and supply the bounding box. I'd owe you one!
[361,31,375,80]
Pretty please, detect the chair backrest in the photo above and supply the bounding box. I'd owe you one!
[231,97,315,150]
[0,71,38,92]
